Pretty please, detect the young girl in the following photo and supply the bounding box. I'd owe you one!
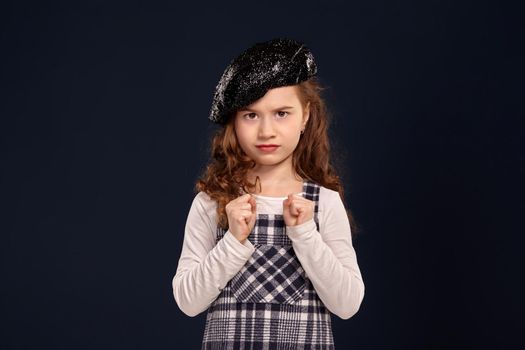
[172,38,365,349]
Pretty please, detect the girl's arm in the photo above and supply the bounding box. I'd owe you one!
[172,192,255,317]
[286,187,365,319]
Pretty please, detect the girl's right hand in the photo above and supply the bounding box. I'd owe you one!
[225,194,257,244]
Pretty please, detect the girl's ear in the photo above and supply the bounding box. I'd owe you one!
[303,102,310,126]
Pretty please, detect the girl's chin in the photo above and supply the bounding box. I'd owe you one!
[251,157,291,167]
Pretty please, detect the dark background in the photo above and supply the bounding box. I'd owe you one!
[1,0,523,349]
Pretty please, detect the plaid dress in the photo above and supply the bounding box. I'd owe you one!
[201,180,335,349]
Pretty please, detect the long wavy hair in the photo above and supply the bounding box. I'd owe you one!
[196,76,358,236]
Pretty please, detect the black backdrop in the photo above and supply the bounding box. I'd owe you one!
[1,1,523,349]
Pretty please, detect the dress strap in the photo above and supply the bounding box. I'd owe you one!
[302,180,320,232]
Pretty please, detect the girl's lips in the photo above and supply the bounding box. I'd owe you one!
[256,145,280,152]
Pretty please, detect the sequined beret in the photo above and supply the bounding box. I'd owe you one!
[209,38,318,125]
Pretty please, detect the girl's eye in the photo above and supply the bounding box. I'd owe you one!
[276,111,288,118]
[244,113,258,120]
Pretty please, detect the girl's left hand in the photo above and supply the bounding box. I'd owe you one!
[283,194,314,227]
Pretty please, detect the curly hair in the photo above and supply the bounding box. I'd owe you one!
[195,76,358,236]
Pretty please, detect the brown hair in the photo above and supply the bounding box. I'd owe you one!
[195,76,359,236]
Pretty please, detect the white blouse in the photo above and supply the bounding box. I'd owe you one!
[172,186,365,319]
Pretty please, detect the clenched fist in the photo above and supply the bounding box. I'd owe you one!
[283,194,314,227]
[225,194,257,244]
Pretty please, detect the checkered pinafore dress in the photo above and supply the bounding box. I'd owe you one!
[202,180,335,349]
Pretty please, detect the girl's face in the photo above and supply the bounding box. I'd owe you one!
[234,85,309,169]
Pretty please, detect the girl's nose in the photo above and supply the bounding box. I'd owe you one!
[258,116,276,138]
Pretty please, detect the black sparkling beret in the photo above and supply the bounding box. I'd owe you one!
[209,38,318,125]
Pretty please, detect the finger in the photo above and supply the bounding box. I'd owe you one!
[237,215,246,225]
[248,207,257,225]
[286,194,296,207]
[291,196,309,203]
[248,197,257,213]
[236,208,254,217]
[296,208,303,220]
[289,198,313,211]
[242,194,253,202]
[236,203,252,210]
[234,194,252,203]
[290,203,301,216]
[238,212,255,224]
[239,209,255,221]
[287,195,305,204]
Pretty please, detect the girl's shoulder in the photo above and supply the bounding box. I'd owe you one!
[188,191,219,228]
[305,181,341,202]
[186,192,218,222]
[318,185,340,197]
[192,191,218,210]
[317,185,344,208]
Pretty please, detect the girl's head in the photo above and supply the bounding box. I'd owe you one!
[233,85,309,174]
[196,38,357,234]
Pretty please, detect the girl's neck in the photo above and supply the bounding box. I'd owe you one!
[245,163,304,196]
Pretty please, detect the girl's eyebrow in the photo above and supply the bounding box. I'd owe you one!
[239,106,295,112]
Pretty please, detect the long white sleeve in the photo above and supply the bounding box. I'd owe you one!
[286,188,365,319]
[172,192,255,317]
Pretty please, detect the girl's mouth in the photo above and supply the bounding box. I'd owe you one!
[256,145,280,152]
